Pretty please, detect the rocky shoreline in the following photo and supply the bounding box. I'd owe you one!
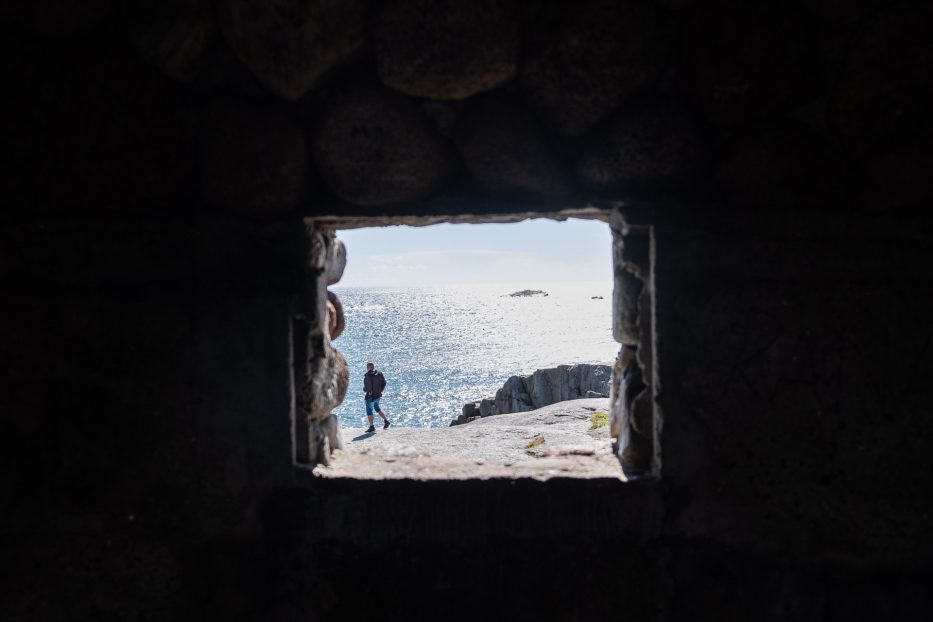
[451,363,611,426]
[319,398,621,480]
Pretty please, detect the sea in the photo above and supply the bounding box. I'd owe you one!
[331,282,619,428]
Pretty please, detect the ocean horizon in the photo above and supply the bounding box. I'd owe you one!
[331,282,618,428]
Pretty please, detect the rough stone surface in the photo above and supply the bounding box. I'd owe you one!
[521,0,672,138]
[452,91,573,200]
[372,0,520,100]
[715,124,845,209]
[494,364,612,415]
[304,346,349,422]
[829,2,933,153]
[614,268,644,346]
[684,0,820,125]
[577,96,708,193]
[479,397,497,418]
[216,0,366,100]
[199,98,308,216]
[119,1,214,82]
[311,88,458,206]
[326,290,345,340]
[319,399,622,480]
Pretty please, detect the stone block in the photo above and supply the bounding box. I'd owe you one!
[311,88,457,206]
[521,0,671,137]
[452,91,573,200]
[577,96,708,193]
[216,0,366,100]
[373,0,519,100]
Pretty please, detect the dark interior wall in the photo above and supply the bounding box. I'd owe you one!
[2,1,932,619]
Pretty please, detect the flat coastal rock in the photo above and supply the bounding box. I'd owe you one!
[320,399,622,480]
[373,0,520,100]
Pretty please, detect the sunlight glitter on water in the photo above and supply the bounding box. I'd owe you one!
[331,282,618,428]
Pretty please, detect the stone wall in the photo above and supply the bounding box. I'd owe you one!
[3,0,933,619]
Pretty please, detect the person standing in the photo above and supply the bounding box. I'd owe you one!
[364,362,391,433]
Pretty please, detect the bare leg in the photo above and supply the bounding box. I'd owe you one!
[377,410,388,422]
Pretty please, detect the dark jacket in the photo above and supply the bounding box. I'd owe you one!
[364,369,386,399]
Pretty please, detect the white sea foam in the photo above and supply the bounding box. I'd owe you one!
[331,282,617,428]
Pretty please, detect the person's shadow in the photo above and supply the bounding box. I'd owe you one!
[351,431,375,441]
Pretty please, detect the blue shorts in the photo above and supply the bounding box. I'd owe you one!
[365,397,382,416]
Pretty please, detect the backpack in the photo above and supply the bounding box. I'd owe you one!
[376,371,387,392]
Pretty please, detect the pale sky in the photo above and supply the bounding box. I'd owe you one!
[335,217,613,287]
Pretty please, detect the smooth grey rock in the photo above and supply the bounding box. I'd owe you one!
[462,402,479,418]
[325,238,347,285]
[586,390,607,399]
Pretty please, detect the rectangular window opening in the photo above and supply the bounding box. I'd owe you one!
[290,211,659,482]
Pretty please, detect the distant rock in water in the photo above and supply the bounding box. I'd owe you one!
[591,295,604,299]
[508,289,548,297]
[452,364,611,425]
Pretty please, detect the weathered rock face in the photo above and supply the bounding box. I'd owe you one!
[302,340,348,422]
[684,0,820,125]
[576,96,708,193]
[452,91,572,200]
[372,0,520,100]
[479,397,497,418]
[216,0,366,100]
[521,0,671,138]
[199,98,309,216]
[311,88,458,206]
[494,364,612,415]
